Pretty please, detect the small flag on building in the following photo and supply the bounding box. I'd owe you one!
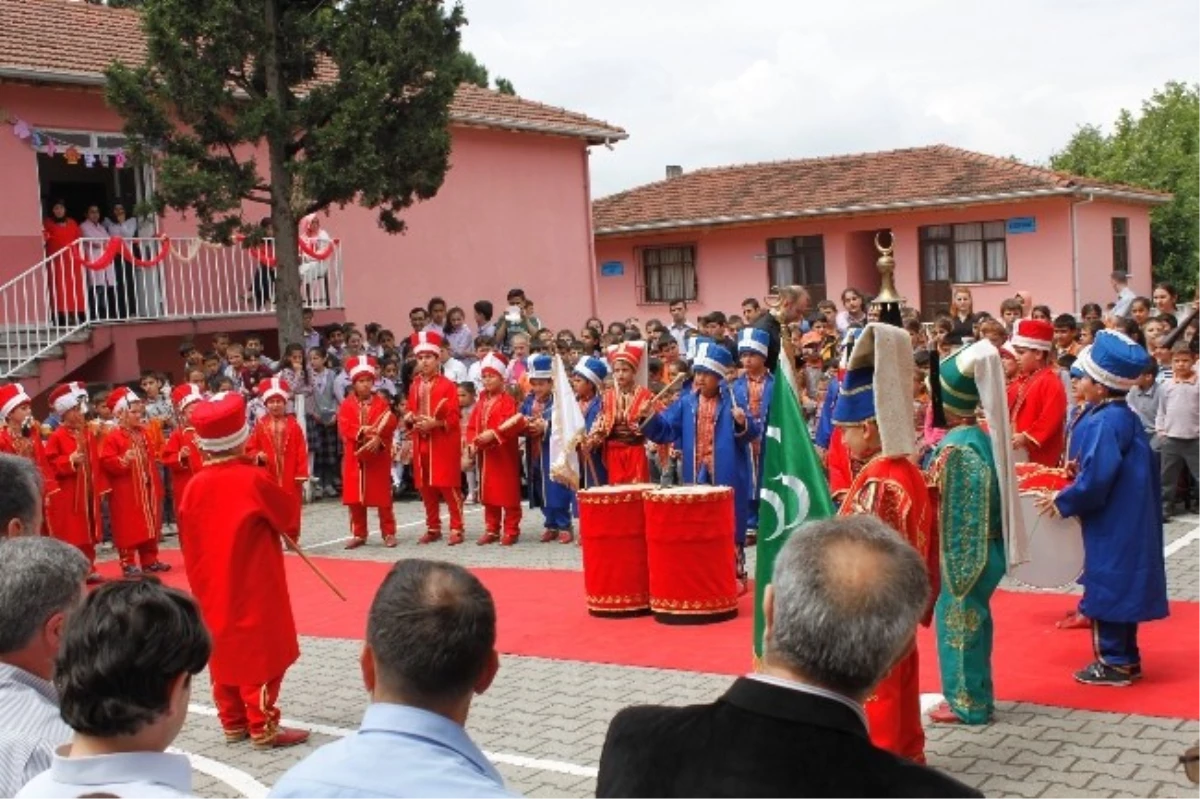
[753,353,835,661]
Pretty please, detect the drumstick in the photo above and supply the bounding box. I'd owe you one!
[638,373,686,426]
[497,413,526,432]
[280,530,347,601]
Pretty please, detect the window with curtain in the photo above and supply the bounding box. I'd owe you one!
[919,221,1007,283]
[764,235,826,303]
[1112,217,1130,274]
[638,245,697,303]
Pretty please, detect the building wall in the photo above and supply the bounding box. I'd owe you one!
[0,82,599,334]
[594,197,1156,324]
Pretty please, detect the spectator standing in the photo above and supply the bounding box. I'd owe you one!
[1127,363,1162,450]
[666,299,696,348]
[306,347,342,498]
[440,338,469,385]
[753,284,810,371]
[445,306,475,364]
[595,516,979,798]
[1157,342,1199,519]
[834,287,869,334]
[0,537,90,797]
[42,200,86,327]
[80,205,117,321]
[16,579,210,799]
[104,202,139,318]
[1110,271,1137,319]
[426,297,448,335]
[473,300,497,339]
[950,286,980,336]
[270,560,514,798]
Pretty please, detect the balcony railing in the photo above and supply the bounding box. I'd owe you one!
[0,236,343,378]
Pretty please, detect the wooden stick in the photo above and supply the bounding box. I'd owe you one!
[497,413,526,432]
[639,373,687,426]
[280,530,347,601]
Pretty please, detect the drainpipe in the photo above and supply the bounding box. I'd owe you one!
[583,144,602,318]
[1070,193,1095,314]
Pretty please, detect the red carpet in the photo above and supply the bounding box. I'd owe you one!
[105,551,1199,720]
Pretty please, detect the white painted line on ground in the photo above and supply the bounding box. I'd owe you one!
[1165,526,1200,558]
[188,703,599,779]
[168,746,269,798]
[302,507,485,551]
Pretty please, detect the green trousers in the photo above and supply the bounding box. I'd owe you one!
[935,538,1005,724]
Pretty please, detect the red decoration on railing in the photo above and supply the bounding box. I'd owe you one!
[299,237,339,261]
[75,235,172,271]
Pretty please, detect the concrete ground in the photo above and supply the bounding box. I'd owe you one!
[107,496,1198,798]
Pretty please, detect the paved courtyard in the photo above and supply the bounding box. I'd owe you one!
[108,497,1199,798]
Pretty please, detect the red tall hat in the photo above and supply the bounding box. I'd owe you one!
[170,383,204,412]
[608,341,646,369]
[410,330,443,358]
[106,387,139,415]
[479,352,509,379]
[0,383,31,420]
[191,392,250,452]
[49,381,88,415]
[1011,318,1054,351]
[256,377,289,403]
[345,355,379,382]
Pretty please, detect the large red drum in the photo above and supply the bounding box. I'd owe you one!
[644,485,738,625]
[577,483,658,618]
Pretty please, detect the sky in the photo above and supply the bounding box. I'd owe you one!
[459,0,1200,198]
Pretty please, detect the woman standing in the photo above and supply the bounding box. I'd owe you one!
[80,205,116,320]
[835,287,868,334]
[105,203,140,318]
[42,200,86,326]
[1153,282,1184,320]
[949,286,980,335]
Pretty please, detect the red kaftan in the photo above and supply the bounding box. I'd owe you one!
[177,460,299,686]
[1008,366,1067,467]
[839,455,938,763]
[336,393,397,508]
[99,426,163,549]
[161,426,203,502]
[593,386,655,484]
[466,390,526,508]
[43,424,103,555]
[42,217,86,314]
[0,424,60,534]
[405,374,462,489]
[246,415,309,536]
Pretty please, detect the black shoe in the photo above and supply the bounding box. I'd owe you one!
[1074,661,1133,686]
[1130,663,1143,681]
[122,565,142,578]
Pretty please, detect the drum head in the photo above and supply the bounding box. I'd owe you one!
[649,485,733,500]
[580,483,657,496]
[1011,493,1085,589]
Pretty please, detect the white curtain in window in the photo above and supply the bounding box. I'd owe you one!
[954,242,984,283]
[924,244,950,281]
[985,241,1007,281]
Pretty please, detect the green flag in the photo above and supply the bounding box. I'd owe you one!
[753,355,835,660]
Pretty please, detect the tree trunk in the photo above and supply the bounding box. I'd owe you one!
[263,0,302,351]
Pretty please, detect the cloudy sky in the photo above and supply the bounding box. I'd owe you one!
[460,0,1199,198]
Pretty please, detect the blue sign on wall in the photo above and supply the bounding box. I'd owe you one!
[600,260,624,277]
[1007,217,1037,235]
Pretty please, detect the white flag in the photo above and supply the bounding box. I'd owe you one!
[548,354,586,490]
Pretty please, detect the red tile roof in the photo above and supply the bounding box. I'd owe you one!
[0,0,626,143]
[593,145,1169,235]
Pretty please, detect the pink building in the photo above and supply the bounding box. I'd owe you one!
[592,146,1169,323]
[0,0,624,396]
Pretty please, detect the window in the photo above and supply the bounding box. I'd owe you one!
[1112,217,1129,274]
[765,235,826,303]
[638,245,697,304]
[919,221,1007,283]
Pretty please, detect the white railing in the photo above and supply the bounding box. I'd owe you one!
[0,236,344,379]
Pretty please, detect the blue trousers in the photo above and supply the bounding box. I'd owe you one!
[539,505,572,531]
[1093,620,1140,668]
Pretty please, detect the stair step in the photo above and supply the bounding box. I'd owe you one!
[0,345,65,361]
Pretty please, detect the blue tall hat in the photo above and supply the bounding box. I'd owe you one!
[527,354,553,380]
[691,341,734,378]
[737,327,771,358]
[1076,330,1150,392]
[684,335,715,363]
[573,356,608,389]
[831,323,916,458]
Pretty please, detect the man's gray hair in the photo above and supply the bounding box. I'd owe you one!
[768,515,930,699]
[0,537,89,654]
[0,453,43,530]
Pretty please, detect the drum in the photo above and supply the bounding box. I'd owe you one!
[577,483,658,618]
[643,485,738,625]
[1011,492,1085,589]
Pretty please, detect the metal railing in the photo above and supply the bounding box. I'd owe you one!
[0,236,344,379]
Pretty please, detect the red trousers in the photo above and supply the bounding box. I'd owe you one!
[603,441,650,484]
[420,486,464,533]
[484,504,521,537]
[349,503,396,540]
[865,647,925,763]
[213,675,283,742]
[118,540,160,570]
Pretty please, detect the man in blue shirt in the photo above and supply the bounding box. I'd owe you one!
[270,560,515,798]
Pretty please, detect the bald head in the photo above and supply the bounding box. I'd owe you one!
[767,516,930,699]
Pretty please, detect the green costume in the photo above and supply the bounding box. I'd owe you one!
[928,423,1005,724]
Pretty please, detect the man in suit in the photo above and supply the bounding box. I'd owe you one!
[752,284,809,370]
[595,515,981,798]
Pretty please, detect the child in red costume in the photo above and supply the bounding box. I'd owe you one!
[467,353,527,545]
[247,377,309,540]
[1007,318,1067,467]
[160,383,205,551]
[43,382,103,578]
[0,382,58,532]
[337,356,399,548]
[589,341,655,484]
[177,391,309,750]
[99,387,167,576]
[404,331,464,545]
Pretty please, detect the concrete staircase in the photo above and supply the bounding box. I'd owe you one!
[0,326,108,397]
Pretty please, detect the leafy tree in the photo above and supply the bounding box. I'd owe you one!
[1051,81,1199,296]
[451,50,490,88]
[494,76,516,96]
[105,0,467,348]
